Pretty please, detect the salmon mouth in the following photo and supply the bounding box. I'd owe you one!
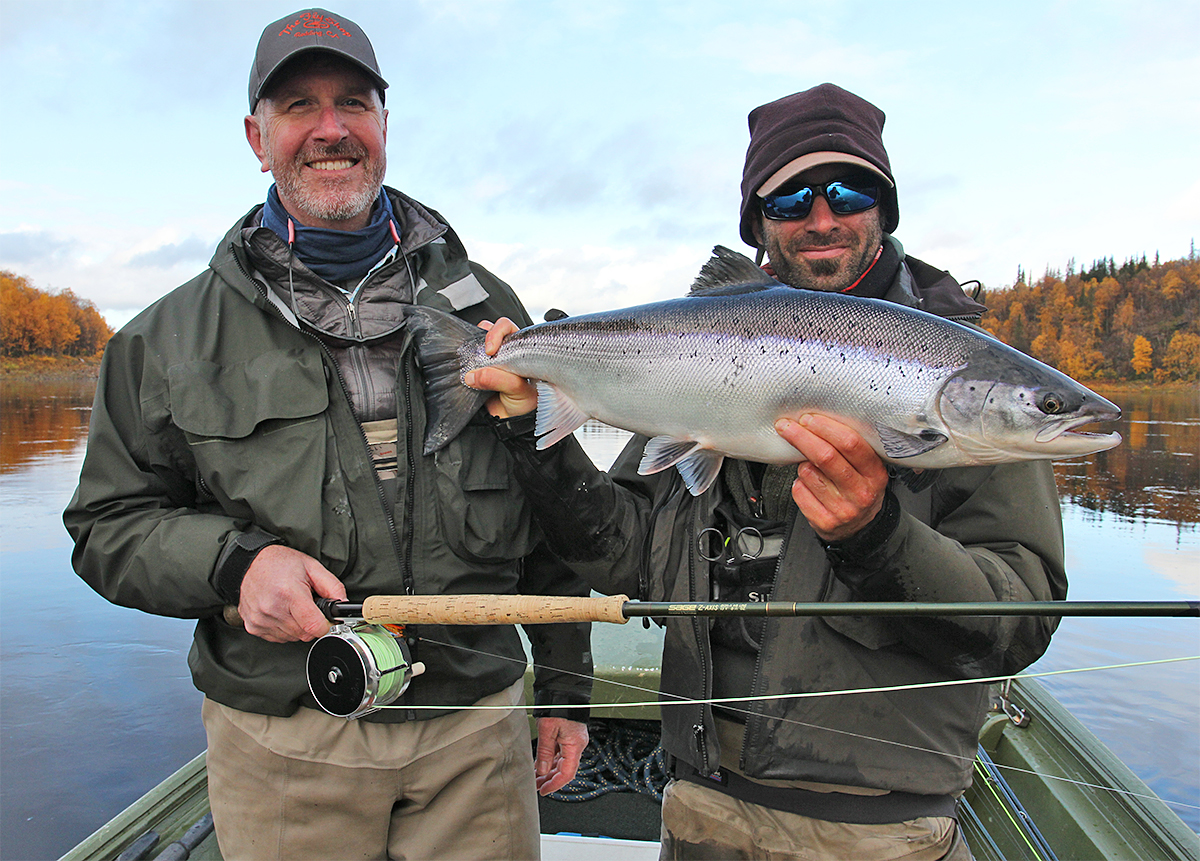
[1035,412,1122,448]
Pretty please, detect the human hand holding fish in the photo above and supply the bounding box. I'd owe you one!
[776,415,890,542]
[464,317,538,419]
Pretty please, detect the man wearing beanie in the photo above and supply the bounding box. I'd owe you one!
[474,83,1065,859]
[65,9,593,859]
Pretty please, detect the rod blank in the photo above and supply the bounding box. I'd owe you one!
[310,596,1200,626]
[622,600,1200,618]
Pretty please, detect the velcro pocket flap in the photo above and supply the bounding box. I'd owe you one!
[167,349,329,439]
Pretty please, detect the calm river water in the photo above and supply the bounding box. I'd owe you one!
[1,379,1197,860]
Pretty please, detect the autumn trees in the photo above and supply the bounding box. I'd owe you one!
[0,271,113,357]
[982,255,1200,383]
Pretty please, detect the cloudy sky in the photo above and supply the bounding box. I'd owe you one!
[2,0,1197,329]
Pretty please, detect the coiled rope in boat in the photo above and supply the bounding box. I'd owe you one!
[547,719,669,802]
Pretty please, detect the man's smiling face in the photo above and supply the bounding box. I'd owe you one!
[246,55,388,231]
[756,164,884,293]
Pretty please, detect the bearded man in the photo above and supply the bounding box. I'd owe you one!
[473,83,1066,861]
[65,9,592,860]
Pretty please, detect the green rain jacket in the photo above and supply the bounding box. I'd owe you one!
[499,243,1066,795]
[65,189,592,721]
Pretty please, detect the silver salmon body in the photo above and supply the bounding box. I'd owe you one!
[407,247,1121,495]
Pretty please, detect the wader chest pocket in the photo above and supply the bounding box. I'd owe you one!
[165,351,335,536]
[167,350,328,439]
[433,423,535,563]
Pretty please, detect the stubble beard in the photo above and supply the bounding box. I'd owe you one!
[270,141,386,226]
[765,216,884,292]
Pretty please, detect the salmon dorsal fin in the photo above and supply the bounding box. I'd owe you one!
[688,245,784,297]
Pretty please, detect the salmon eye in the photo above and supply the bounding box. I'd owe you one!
[1039,392,1065,414]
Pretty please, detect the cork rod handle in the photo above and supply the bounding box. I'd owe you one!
[362,594,630,625]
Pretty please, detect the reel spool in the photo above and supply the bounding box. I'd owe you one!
[306,623,425,719]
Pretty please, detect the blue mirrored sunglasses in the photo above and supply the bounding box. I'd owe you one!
[760,178,881,220]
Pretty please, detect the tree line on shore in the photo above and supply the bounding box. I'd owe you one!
[2,252,1198,382]
[1,271,113,358]
[980,252,1199,383]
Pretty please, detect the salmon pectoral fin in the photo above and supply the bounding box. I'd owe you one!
[875,424,948,459]
[534,382,592,449]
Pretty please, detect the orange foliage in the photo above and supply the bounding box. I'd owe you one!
[1130,336,1154,377]
[981,255,1200,382]
[0,271,113,357]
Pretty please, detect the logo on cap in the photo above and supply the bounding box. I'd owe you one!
[278,11,353,39]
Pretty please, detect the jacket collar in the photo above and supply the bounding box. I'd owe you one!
[210,186,490,318]
[880,235,987,321]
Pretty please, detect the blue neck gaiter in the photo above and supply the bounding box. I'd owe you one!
[262,185,399,283]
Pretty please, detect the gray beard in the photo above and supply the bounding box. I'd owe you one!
[277,174,382,223]
[266,139,386,225]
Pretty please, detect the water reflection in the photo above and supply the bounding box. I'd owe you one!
[1053,387,1200,527]
[0,378,95,474]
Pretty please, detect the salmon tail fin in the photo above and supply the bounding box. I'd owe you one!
[404,305,490,455]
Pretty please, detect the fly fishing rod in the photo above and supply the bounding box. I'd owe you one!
[228,596,1198,721]
[306,594,1200,626]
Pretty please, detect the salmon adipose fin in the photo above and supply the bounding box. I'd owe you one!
[404,306,491,455]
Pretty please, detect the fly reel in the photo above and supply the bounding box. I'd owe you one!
[306,623,425,719]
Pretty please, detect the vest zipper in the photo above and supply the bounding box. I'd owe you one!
[230,248,406,592]
[687,506,714,775]
[739,513,796,772]
[399,357,417,596]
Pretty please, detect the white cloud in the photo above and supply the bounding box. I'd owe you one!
[1,0,1197,321]
[1143,543,1200,596]
[467,241,715,322]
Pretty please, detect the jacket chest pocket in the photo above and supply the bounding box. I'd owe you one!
[165,350,347,559]
[432,422,536,564]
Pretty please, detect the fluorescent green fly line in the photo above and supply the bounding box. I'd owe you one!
[356,625,409,704]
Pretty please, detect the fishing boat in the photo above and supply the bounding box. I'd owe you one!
[61,614,1198,861]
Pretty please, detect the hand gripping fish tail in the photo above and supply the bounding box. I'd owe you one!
[403,306,493,454]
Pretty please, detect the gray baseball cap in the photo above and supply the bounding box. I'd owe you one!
[248,8,388,113]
